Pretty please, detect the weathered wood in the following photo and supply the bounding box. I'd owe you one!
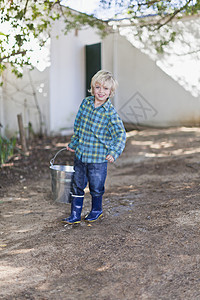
[17,114,27,153]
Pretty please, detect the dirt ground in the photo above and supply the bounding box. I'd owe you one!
[1,126,200,300]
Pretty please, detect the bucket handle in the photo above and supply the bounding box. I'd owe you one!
[50,147,67,166]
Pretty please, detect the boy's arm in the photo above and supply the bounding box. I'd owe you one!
[68,100,85,150]
[107,113,126,161]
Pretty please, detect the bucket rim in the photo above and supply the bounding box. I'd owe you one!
[50,165,75,172]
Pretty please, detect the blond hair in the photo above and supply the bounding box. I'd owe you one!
[89,70,118,98]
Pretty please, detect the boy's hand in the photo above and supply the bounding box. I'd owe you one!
[66,145,75,152]
[106,155,114,163]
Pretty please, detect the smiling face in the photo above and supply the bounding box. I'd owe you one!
[89,70,118,107]
[94,82,111,105]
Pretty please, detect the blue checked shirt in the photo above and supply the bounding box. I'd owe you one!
[68,96,126,163]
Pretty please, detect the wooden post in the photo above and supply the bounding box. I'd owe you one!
[17,114,27,153]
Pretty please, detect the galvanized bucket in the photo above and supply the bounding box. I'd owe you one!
[50,148,74,204]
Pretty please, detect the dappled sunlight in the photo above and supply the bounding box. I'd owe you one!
[126,127,200,139]
[142,146,200,158]
[172,147,200,156]
[126,127,200,160]
[44,145,51,149]
[131,140,154,146]
[175,210,200,226]
[126,130,139,138]
[106,185,139,195]
[55,143,67,147]
[37,282,51,292]
[132,140,174,148]
[96,263,111,272]
[13,209,35,216]
[2,213,15,218]
[3,197,30,203]
[14,156,22,161]
[9,248,34,255]
[144,153,166,158]
[0,257,44,297]
[179,127,200,133]
[1,162,14,167]
[150,142,174,149]
[0,264,25,281]
[14,229,32,234]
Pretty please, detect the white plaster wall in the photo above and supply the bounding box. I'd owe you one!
[49,20,101,135]
[2,66,49,137]
[103,33,200,127]
[0,83,4,136]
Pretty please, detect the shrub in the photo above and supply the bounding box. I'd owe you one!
[0,136,16,166]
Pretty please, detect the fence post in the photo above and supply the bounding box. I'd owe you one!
[17,114,27,153]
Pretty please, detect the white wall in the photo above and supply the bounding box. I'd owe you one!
[49,20,101,135]
[103,33,200,127]
[1,66,49,137]
[0,83,4,135]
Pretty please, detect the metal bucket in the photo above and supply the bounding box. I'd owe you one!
[50,148,74,204]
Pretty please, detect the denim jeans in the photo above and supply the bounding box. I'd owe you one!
[71,157,107,197]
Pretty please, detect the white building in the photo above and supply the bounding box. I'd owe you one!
[1,14,200,137]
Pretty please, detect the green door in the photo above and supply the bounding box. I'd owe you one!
[85,43,101,96]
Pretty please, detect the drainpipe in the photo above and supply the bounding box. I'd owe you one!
[0,77,4,136]
[113,28,118,109]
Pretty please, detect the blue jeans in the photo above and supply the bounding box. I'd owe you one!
[71,158,107,197]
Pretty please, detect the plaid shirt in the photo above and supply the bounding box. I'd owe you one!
[68,96,126,163]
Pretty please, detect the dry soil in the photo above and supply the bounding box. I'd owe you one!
[1,127,200,300]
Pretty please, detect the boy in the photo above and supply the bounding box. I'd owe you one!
[62,70,126,224]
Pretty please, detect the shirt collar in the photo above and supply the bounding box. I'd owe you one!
[87,96,111,111]
[102,98,111,111]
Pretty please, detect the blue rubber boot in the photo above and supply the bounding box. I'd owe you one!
[84,196,103,222]
[62,196,84,224]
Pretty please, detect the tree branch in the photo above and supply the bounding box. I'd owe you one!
[176,48,200,56]
[156,0,193,29]
[138,0,161,8]
[0,50,27,63]
[24,0,29,15]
